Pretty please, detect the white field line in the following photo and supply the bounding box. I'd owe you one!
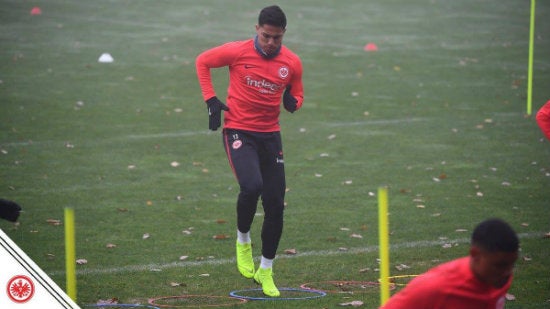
[1,117,423,147]
[49,232,539,277]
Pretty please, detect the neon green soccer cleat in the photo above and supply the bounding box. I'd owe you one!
[253,267,280,297]
[236,241,255,278]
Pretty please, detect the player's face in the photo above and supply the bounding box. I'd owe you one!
[471,248,518,288]
[255,24,285,56]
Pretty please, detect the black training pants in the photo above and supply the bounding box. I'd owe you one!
[223,129,286,259]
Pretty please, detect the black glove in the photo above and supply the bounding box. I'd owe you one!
[206,96,229,131]
[0,199,22,222]
[283,86,297,113]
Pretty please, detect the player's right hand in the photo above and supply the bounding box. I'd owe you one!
[206,96,229,131]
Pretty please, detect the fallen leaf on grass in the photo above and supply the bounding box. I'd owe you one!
[143,233,150,240]
[106,243,117,248]
[170,282,186,287]
[216,219,227,224]
[505,293,516,301]
[544,232,550,238]
[213,234,230,240]
[339,300,364,307]
[395,264,410,271]
[46,219,61,226]
[455,229,468,232]
[170,161,180,167]
[96,298,118,305]
[284,248,297,255]
[350,233,363,239]
[522,256,532,262]
[179,255,189,261]
[76,259,88,265]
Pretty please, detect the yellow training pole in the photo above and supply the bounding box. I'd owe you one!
[527,0,536,115]
[378,187,390,306]
[64,207,77,302]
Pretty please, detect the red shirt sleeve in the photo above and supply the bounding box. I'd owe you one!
[536,100,550,141]
[195,41,242,101]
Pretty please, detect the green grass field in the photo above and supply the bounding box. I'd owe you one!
[1,0,549,308]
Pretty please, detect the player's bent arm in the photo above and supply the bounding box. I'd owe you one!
[195,42,241,101]
[287,58,304,110]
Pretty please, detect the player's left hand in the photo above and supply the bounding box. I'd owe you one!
[283,86,297,113]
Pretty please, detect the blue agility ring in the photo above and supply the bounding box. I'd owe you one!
[85,304,160,309]
[229,287,326,301]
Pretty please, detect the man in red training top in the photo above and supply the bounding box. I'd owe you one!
[536,100,550,141]
[380,218,519,309]
[195,5,303,297]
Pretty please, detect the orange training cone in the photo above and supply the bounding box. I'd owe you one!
[364,42,378,52]
[30,7,42,15]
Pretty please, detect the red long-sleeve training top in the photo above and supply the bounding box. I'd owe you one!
[380,257,512,309]
[196,39,303,132]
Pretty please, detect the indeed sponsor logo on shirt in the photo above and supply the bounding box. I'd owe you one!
[245,76,283,94]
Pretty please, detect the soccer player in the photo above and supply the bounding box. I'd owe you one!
[536,100,550,141]
[195,5,303,297]
[380,218,519,309]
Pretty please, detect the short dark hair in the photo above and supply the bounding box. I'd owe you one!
[471,218,519,253]
[258,5,287,29]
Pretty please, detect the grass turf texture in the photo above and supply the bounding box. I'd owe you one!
[1,0,549,308]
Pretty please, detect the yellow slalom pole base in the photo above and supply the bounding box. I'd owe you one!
[64,207,77,302]
[378,187,390,306]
